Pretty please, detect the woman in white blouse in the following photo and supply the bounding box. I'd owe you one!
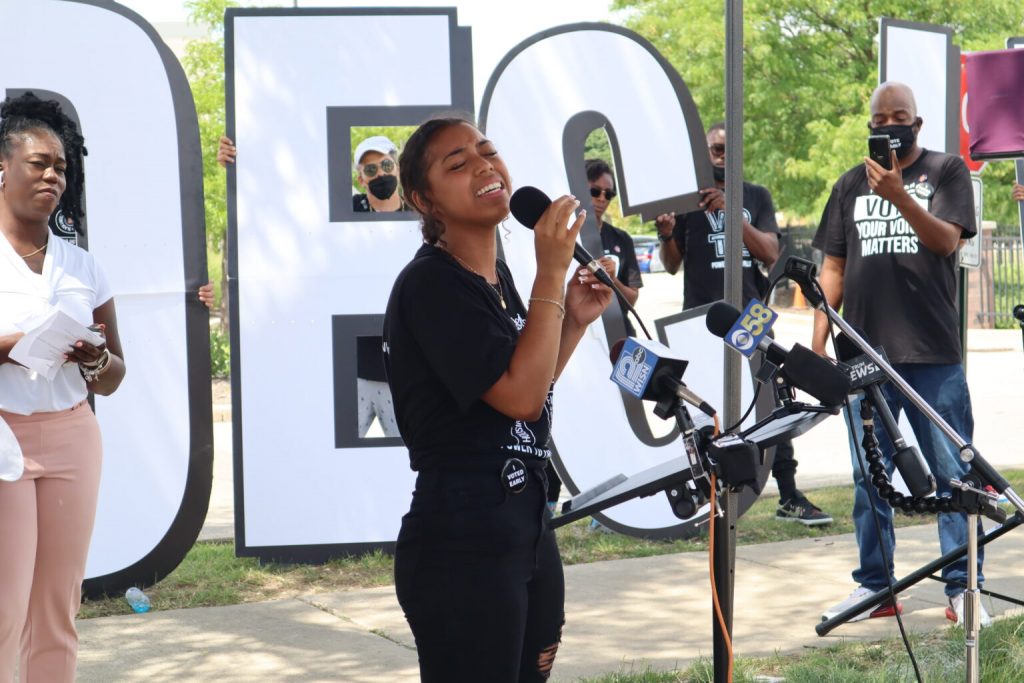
[0,92,125,683]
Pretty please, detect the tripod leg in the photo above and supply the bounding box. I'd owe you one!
[817,513,1023,636]
[965,512,980,683]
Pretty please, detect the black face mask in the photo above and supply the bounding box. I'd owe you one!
[870,123,918,159]
[368,174,398,201]
[712,165,726,182]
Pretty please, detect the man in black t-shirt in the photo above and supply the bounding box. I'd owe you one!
[656,122,779,310]
[655,123,831,527]
[813,82,985,626]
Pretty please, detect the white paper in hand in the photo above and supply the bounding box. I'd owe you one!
[9,309,105,380]
[0,415,23,481]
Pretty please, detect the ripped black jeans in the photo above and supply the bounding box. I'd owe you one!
[395,464,564,682]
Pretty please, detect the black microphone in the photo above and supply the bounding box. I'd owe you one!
[705,301,851,407]
[609,337,716,416]
[834,333,936,498]
[1013,304,1024,324]
[509,186,617,289]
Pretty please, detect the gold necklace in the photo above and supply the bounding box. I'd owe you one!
[19,240,47,259]
[445,249,506,310]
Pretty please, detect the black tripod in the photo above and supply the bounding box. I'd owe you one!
[787,257,1024,683]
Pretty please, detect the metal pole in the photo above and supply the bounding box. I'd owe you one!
[965,513,980,682]
[714,2,743,681]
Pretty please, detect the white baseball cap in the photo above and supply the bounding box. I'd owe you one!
[353,135,398,167]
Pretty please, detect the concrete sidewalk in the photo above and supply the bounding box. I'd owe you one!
[76,521,1024,682]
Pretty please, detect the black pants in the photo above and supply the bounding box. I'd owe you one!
[395,466,565,682]
[772,438,800,503]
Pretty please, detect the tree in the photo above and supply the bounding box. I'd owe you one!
[613,0,1024,227]
[183,0,235,325]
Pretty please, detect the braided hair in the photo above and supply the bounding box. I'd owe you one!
[399,114,475,246]
[0,92,88,230]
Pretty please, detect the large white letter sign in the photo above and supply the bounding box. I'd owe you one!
[0,0,213,596]
[880,18,959,154]
[226,8,473,561]
[480,25,769,537]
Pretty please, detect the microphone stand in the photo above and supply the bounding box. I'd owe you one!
[791,264,1024,683]
[550,380,834,679]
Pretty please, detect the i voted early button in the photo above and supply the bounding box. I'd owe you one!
[500,457,528,494]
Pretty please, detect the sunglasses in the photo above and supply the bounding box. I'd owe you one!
[589,187,617,201]
[708,144,726,157]
[361,158,396,178]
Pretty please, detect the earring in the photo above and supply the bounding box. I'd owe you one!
[0,170,5,189]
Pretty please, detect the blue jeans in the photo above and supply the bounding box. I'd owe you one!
[845,363,984,598]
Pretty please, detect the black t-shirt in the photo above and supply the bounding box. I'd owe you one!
[672,181,779,309]
[383,244,553,471]
[812,149,976,364]
[600,221,643,335]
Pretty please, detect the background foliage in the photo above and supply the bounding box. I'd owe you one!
[614,0,1024,229]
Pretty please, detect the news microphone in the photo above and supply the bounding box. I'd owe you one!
[834,333,936,498]
[705,301,851,407]
[1014,304,1024,324]
[609,337,716,417]
[509,186,617,289]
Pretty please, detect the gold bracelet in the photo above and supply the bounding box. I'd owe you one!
[529,297,565,318]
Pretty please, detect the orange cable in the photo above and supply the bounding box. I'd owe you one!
[708,471,733,682]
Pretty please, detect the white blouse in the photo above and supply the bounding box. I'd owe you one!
[0,233,112,414]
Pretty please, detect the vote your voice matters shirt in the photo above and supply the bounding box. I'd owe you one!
[813,149,976,364]
[672,181,780,310]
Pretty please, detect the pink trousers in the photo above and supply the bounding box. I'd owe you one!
[0,402,102,683]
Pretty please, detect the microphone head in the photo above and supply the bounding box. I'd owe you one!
[509,186,551,230]
[781,344,852,407]
[705,302,742,339]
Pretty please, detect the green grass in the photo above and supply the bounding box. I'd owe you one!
[78,543,393,619]
[574,614,1024,682]
[79,470,1024,621]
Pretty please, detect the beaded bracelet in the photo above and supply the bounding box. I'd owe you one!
[529,297,565,319]
[79,348,111,383]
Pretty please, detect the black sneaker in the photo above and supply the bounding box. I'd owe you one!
[776,496,833,526]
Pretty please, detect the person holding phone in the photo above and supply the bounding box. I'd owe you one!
[0,92,126,682]
[383,115,611,682]
[812,81,985,626]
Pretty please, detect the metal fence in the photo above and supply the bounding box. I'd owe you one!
[979,235,1024,328]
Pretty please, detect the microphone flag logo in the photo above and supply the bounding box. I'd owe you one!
[611,340,653,398]
[723,299,777,358]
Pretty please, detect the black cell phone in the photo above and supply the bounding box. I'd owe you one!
[868,135,892,170]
